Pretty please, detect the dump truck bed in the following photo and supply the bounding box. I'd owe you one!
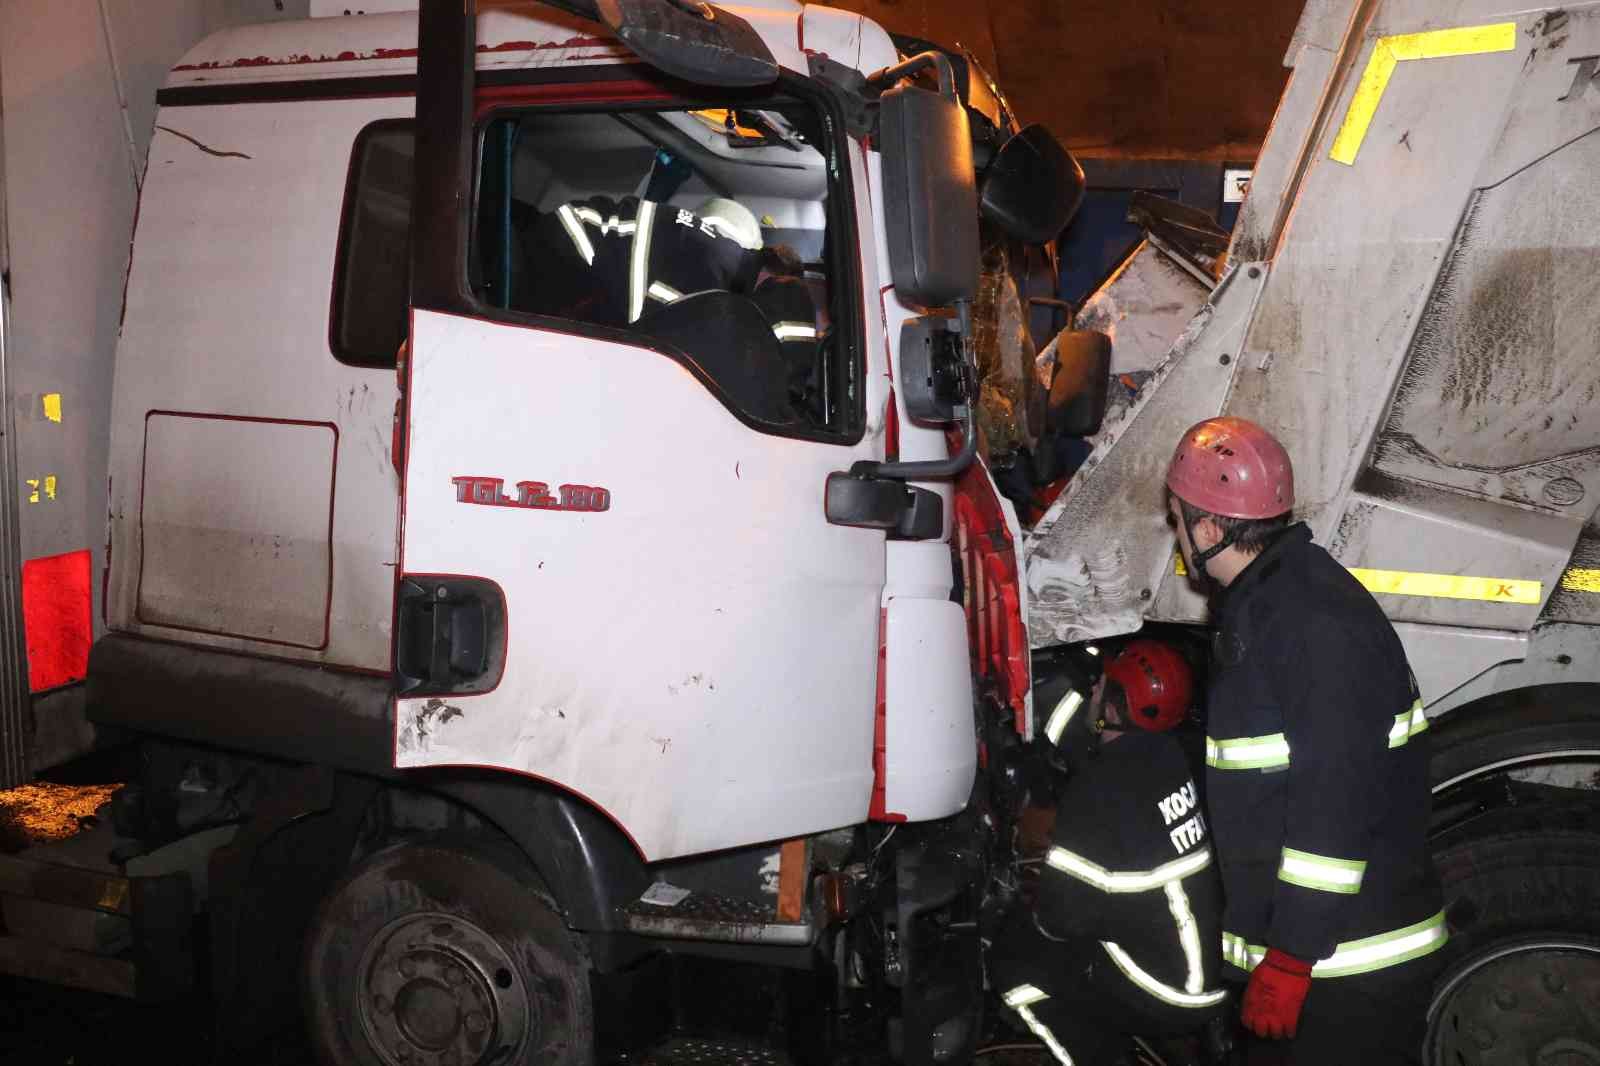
[1027,0,1600,706]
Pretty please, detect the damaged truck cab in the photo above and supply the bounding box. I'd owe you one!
[68,0,1072,1061]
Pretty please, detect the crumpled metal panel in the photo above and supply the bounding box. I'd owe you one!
[1023,3,1342,646]
[1075,240,1212,376]
[1023,266,1263,647]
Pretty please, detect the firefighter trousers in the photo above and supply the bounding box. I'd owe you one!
[998,939,1219,1066]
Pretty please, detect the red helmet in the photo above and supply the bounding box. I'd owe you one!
[1105,639,1193,732]
[1166,417,1294,519]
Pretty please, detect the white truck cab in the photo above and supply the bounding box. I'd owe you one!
[69,2,1074,1061]
[11,0,1594,1061]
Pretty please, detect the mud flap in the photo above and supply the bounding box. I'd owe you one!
[208,765,376,1054]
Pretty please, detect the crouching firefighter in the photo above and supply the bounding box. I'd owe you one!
[991,642,1227,1065]
[1165,417,1447,1064]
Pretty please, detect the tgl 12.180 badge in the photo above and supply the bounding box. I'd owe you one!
[451,476,611,513]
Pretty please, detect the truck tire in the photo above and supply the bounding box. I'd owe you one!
[304,834,593,1066]
[1426,692,1600,1064]
[1428,683,1600,793]
[1427,826,1600,1065]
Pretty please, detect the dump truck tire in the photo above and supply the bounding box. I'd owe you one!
[304,833,592,1066]
[1427,826,1600,1065]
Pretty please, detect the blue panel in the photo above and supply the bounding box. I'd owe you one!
[1057,188,1177,306]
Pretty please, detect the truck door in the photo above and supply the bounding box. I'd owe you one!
[394,72,885,861]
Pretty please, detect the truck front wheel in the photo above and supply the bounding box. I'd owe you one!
[304,834,593,1066]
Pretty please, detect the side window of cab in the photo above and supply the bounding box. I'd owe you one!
[469,100,861,441]
[331,120,415,369]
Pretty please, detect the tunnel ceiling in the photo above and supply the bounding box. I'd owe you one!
[830,0,1304,160]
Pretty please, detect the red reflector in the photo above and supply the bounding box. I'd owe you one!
[22,549,92,692]
[885,392,900,461]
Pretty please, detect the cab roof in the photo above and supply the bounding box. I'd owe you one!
[165,2,896,91]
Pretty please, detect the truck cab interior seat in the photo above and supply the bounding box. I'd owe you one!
[634,291,795,427]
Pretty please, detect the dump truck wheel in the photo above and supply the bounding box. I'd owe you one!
[1426,828,1600,1065]
[1425,932,1600,1066]
[304,834,592,1066]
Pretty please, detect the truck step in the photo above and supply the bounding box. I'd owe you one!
[620,884,813,945]
[0,815,202,1000]
[621,1036,793,1066]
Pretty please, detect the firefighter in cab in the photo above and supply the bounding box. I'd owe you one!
[991,639,1227,1065]
[1165,417,1446,1064]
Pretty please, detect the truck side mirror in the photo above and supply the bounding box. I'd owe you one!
[879,83,979,307]
[1046,330,1112,438]
[825,473,944,540]
[980,125,1085,245]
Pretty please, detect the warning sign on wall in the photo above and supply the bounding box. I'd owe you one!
[1223,168,1253,204]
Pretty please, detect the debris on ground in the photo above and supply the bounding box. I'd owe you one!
[0,782,122,853]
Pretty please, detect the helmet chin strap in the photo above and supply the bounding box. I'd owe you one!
[1182,510,1236,584]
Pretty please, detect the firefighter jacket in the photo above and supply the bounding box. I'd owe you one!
[1204,523,1446,980]
[532,195,757,329]
[1024,729,1227,1016]
[749,273,823,403]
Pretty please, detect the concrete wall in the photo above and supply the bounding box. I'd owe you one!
[830,0,1305,160]
[0,0,307,768]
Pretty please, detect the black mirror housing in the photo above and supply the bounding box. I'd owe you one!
[980,125,1085,245]
[825,474,944,540]
[1046,330,1112,438]
[879,84,979,307]
[898,316,966,425]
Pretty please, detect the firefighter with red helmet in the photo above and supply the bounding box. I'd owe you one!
[990,641,1226,1065]
[1165,416,1445,1064]
[1104,639,1194,734]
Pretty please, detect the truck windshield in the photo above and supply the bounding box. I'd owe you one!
[470,98,856,437]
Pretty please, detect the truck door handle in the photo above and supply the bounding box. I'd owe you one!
[395,576,506,696]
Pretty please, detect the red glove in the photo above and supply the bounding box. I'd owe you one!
[1240,948,1313,1039]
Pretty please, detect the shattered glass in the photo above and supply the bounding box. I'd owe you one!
[970,242,1044,454]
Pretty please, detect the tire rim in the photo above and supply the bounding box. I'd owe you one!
[1431,750,1600,793]
[1426,938,1600,1066]
[356,911,534,1066]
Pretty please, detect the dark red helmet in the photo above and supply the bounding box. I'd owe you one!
[1105,639,1193,732]
[1166,417,1294,519]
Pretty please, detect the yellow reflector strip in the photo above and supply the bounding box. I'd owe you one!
[1175,552,1539,604]
[1347,568,1541,605]
[1330,22,1517,166]
[1224,910,1449,978]
[1561,568,1600,594]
